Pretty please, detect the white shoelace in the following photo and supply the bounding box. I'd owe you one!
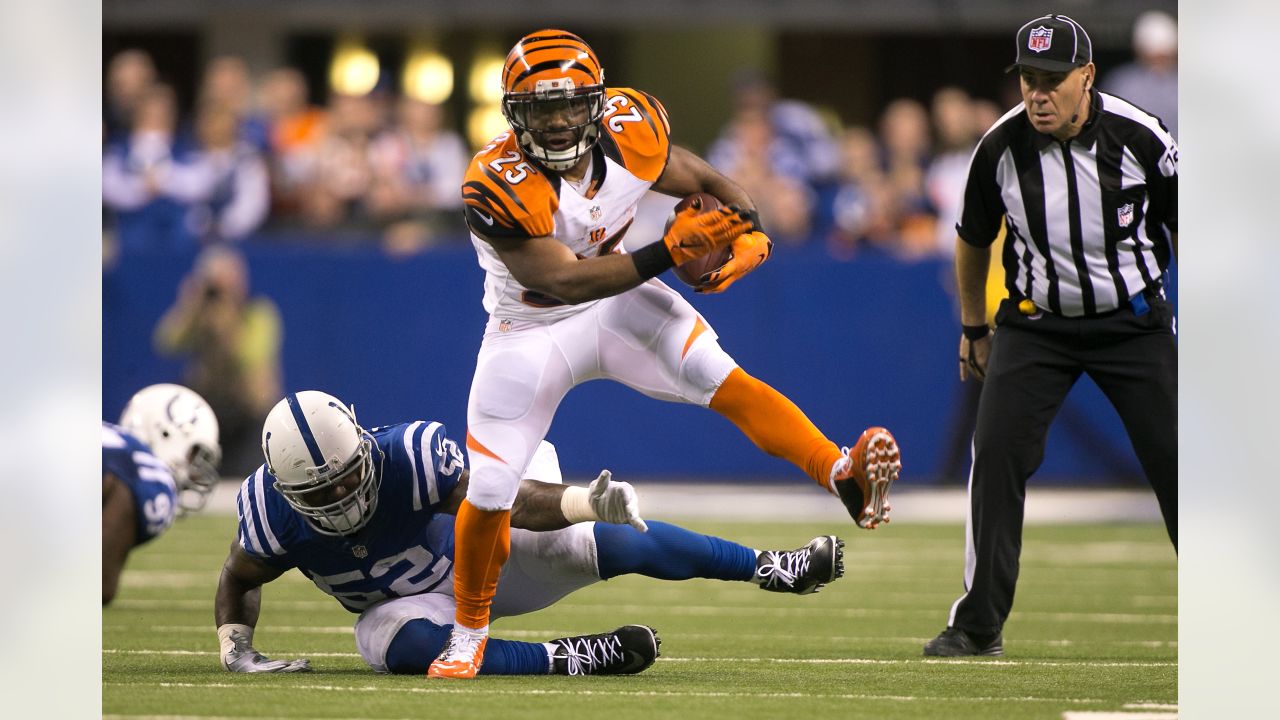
[755,548,811,590]
[555,634,625,676]
[438,629,485,662]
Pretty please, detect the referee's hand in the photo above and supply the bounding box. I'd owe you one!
[959,334,993,382]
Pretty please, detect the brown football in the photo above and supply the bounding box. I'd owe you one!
[663,193,732,288]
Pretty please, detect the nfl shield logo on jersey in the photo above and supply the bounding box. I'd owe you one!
[1117,203,1135,228]
[1028,27,1053,52]
[589,205,603,222]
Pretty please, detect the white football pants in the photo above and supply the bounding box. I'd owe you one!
[464,280,738,510]
[354,521,600,672]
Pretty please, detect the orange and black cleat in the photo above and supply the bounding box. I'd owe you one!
[831,427,901,529]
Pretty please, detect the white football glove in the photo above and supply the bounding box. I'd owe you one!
[219,624,312,673]
[588,470,648,533]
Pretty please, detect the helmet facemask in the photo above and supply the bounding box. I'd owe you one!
[270,431,379,537]
[176,443,222,515]
[503,80,605,171]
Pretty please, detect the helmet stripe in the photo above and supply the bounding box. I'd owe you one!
[517,31,588,46]
[285,393,326,466]
[504,43,595,71]
[509,59,598,88]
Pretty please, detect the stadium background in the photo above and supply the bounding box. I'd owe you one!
[102,0,1178,486]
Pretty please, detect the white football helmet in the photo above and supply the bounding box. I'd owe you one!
[261,391,380,536]
[119,383,222,514]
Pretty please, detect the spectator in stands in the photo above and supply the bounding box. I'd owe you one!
[971,99,1002,139]
[154,246,282,477]
[102,83,194,252]
[163,103,272,243]
[257,68,326,223]
[827,125,895,259]
[1103,10,1178,139]
[708,69,839,186]
[199,56,272,153]
[708,108,814,245]
[298,92,381,234]
[878,98,937,259]
[367,96,470,254]
[104,49,157,144]
[925,87,981,256]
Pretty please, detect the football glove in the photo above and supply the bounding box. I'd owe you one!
[697,231,774,294]
[588,470,648,533]
[219,624,312,673]
[662,204,753,266]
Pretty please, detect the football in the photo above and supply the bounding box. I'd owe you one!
[664,193,733,288]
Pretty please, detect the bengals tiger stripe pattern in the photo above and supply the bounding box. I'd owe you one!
[503,29,604,96]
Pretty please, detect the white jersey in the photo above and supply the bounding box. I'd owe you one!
[462,88,673,323]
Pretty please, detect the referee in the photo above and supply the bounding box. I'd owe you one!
[924,13,1178,657]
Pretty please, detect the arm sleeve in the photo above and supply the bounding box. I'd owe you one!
[397,421,467,512]
[1147,135,1178,233]
[955,140,1006,248]
[234,468,292,568]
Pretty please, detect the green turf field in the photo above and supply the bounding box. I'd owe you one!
[103,514,1176,719]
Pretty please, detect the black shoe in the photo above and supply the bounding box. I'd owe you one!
[551,625,660,676]
[754,535,845,595]
[923,627,1004,657]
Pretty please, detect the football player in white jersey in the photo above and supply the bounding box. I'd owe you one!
[437,29,901,678]
[103,384,221,605]
[215,391,844,677]
[440,29,911,676]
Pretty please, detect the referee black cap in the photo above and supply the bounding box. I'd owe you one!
[1006,14,1093,73]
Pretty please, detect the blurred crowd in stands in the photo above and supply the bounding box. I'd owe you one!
[103,11,1176,263]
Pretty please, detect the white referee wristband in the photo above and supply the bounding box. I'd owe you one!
[218,623,254,657]
[560,486,599,524]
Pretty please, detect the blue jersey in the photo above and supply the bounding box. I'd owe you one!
[101,422,178,545]
[235,421,466,613]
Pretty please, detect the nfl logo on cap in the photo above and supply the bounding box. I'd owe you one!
[1028,26,1053,52]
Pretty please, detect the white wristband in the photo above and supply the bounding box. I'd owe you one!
[560,486,599,524]
[218,623,254,657]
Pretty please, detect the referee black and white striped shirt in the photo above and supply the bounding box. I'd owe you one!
[957,88,1178,317]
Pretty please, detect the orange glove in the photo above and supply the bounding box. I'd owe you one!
[697,231,774,294]
[662,205,752,266]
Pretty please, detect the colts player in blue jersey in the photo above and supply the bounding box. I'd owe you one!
[214,390,845,676]
[104,384,222,605]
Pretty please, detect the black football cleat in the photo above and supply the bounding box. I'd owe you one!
[754,535,845,595]
[550,625,660,676]
[923,627,1004,657]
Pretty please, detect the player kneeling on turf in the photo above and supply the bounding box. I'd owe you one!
[214,391,845,676]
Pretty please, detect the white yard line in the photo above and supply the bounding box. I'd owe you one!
[104,681,1112,705]
[106,598,1177,624]
[104,649,359,658]
[103,649,1174,668]
[108,627,1177,648]
[1059,707,1177,712]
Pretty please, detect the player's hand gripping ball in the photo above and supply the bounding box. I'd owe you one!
[664,193,733,289]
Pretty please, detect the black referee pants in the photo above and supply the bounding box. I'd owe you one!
[950,296,1178,636]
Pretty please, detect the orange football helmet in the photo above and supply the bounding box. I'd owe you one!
[501,29,606,171]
